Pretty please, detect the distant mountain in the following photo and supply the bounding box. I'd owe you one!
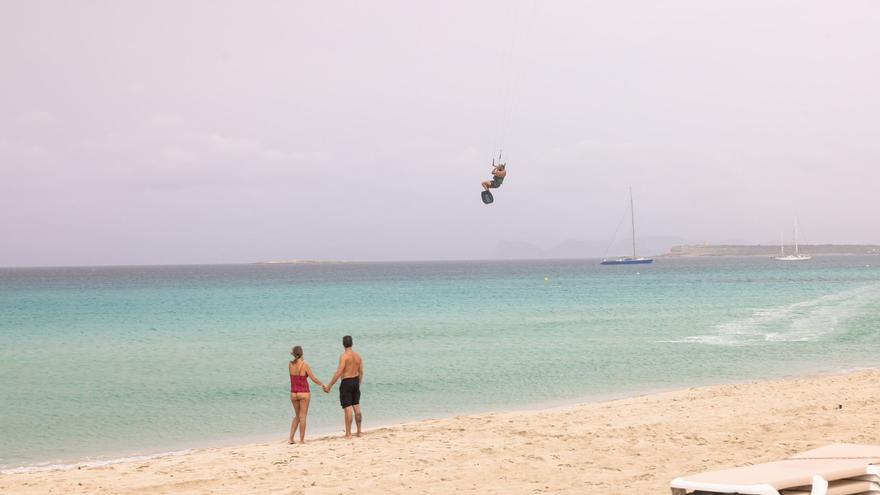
[493,236,692,260]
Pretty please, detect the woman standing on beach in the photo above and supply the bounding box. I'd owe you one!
[289,346,326,444]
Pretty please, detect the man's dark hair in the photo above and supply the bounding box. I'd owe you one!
[342,335,353,348]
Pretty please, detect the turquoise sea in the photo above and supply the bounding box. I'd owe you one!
[1,257,879,470]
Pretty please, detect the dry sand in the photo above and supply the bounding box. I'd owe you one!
[2,370,879,494]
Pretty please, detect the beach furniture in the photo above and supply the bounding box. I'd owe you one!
[670,444,880,495]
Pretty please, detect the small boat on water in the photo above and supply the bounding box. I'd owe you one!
[601,187,654,265]
[601,256,654,265]
[775,219,811,261]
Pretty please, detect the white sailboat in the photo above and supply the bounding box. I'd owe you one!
[775,220,811,261]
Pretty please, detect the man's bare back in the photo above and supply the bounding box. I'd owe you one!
[341,350,363,380]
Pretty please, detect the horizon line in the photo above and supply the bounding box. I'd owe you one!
[3,244,880,270]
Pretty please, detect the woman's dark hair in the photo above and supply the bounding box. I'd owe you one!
[291,345,303,362]
[342,335,353,348]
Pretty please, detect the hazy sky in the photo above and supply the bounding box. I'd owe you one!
[2,1,879,266]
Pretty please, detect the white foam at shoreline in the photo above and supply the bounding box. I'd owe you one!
[0,449,194,475]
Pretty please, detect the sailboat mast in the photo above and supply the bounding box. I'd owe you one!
[794,220,799,256]
[630,187,636,258]
[780,231,784,256]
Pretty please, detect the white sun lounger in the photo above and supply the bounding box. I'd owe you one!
[670,444,880,495]
[788,444,880,495]
[780,479,878,495]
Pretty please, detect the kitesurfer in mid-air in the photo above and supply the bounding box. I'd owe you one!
[482,162,506,191]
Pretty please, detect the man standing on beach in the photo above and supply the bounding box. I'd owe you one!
[324,335,364,439]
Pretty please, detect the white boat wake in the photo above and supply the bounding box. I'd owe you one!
[681,284,880,346]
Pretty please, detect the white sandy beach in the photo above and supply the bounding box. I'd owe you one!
[2,370,879,494]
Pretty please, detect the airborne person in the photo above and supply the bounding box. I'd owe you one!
[482,161,507,191]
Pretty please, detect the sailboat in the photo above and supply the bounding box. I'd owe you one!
[601,188,654,265]
[775,220,811,261]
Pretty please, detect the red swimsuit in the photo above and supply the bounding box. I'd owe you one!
[290,374,309,393]
[290,362,310,393]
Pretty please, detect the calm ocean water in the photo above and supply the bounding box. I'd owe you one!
[1,257,879,469]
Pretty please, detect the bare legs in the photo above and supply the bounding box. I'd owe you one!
[289,394,300,444]
[289,393,311,444]
[343,406,353,439]
[353,404,363,437]
[482,180,492,191]
[343,404,363,439]
[297,394,311,443]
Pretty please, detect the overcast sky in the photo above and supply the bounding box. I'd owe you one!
[2,1,878,266]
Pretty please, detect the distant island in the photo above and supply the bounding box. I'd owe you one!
[663,244,880,257]
[255,259,350,264]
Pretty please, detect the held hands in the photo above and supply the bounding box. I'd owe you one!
[323,384,331,393]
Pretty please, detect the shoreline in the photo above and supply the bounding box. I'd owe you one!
[2,365,875,475]
[2,368,879,493]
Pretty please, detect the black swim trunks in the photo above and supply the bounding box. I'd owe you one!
[489,176,504,188]
[339,377,361,409]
